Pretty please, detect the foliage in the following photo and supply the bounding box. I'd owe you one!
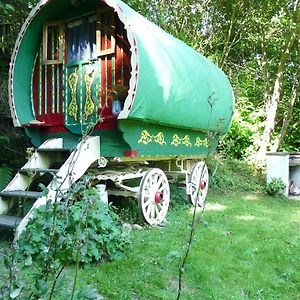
[127,0,300,159]
[0,183,130,299]
[17,187,129,265]
[218,114,255,159]
[208,157,264,193]
[1,189,299,299]
[266,178,286,195]
[0,1,38,55]
[112,196,141,224]
[0,167,12,191]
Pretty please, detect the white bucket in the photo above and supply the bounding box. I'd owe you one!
[95,184,108,205]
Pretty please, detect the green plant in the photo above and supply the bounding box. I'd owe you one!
[266,178,286,195]
[0,167,12,191]
[109,83,128,101]
[207,157,264,193]
[18,186,129,265]
[2,184,131,299]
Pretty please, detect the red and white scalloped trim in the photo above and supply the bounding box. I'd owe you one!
[104,0,139,119]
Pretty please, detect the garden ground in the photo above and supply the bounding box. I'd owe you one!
[0,159,299,299]
[75,190,300,300]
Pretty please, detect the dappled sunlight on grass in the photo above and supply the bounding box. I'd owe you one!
[243,194,260,201]
[205,203,227,211]
[187,203,228,214]
[236,215,255,221]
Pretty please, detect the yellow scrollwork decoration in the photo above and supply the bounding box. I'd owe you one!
[154,132,166,146]
[182,135,192,147]
[171,134,181,147]
[195,137,209,147]
[138,130,153,145]
[67,68,79,121]
[138,131,208,148]
[171,134,192,147]
[83,70,96,121]
[138,130,166,146]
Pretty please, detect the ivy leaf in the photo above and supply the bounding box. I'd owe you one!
[5,4,14,11]
[24,255,33,266]
[10,287,22,299]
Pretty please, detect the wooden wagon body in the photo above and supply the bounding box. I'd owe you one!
[1,0,234,235]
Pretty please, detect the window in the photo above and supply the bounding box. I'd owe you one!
[43,21,64,64]
[67,15,97,64]
[96,11,115,56]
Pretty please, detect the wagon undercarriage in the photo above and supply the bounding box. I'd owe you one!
[86,151,209,225]
[0,137,209,236]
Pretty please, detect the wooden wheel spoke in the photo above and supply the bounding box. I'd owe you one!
[150,203,155,218]
[146,202,153,216]
[155,177,163,190]
[144,198,152,208]
[188,162,209,206]
[139,168,170,225]
[158,182,168,192]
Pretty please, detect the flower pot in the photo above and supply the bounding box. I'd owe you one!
[112,99,122,115]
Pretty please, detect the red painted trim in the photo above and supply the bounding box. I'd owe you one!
[47,65,52,113]
[29,9,131,135]
[41,126,68,133]
[41,65,45,114]
[124,150,138,157]
[34,113,64,124]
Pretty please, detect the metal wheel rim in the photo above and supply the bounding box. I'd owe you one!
[189,161,209,206]
[139,168,170,225]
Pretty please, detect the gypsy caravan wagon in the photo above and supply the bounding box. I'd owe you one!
[1,0,234,236]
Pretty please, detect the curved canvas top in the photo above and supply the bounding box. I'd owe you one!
[9,0,234,134]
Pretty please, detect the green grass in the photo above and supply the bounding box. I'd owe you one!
[74,191,300,300]
[0,158,300,299]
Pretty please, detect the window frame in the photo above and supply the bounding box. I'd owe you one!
[42,21,64,65]
[96,10,116,57]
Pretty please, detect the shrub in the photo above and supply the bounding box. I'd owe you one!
[17,187,130,265]
[266,178,286,196]
[0,167,12,190]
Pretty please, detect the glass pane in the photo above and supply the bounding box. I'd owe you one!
[47,24,60,61]
[67,15,97,63]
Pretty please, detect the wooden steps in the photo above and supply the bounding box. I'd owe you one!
[0,137,100,238]
[19,168,59,175]
[36,148,72,153]
[0,215,22,229]
[0,190,42,199]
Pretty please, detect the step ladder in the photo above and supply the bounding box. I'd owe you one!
[0,136,100,239]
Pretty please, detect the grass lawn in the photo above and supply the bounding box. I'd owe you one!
[74,191,300,300]
[0,158,300,299]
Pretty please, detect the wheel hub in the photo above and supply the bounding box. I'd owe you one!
[200,180,207,190]
[155,192,163,204]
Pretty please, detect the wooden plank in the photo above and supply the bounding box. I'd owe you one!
[0,215,22,229]
[19,168,59,175]
[36,147,72,153]
[0,191,42,199]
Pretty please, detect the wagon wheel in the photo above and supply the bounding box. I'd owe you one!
[188,161,209,206]
[139,168,170,225]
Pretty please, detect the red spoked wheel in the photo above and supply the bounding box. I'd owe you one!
[139,168,170,225]
[188,161,209,206]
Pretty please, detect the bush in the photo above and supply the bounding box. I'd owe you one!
[207,157,264,193]
[0,167,12,190]
[266,178,286,196]
[17,187,130,265]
